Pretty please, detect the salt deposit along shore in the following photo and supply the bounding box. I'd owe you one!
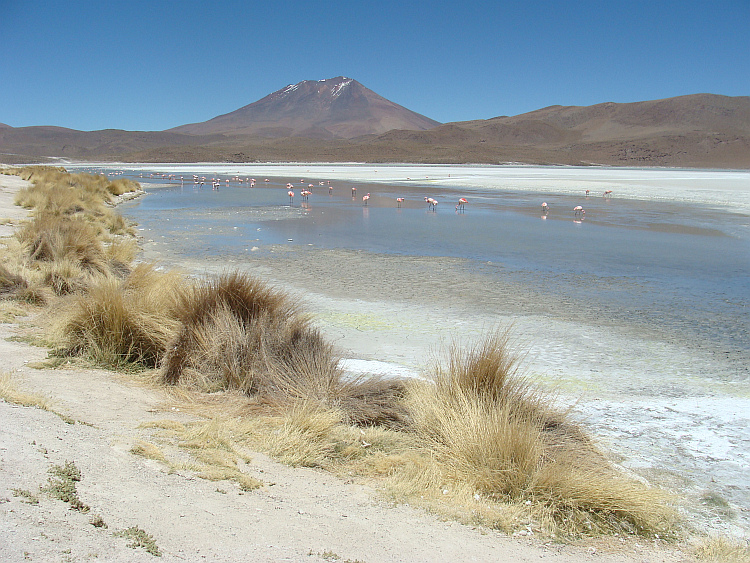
[0,166,743,562]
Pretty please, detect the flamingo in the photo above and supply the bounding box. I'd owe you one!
[396,197,405,208]
[585,189,590,196]
[603,190,613,198]
[362,193,370,206]
[541,202,549,214]
[288,190,294,203]
[456,198,468,211]
[328,185,333,194]
[424,197,438,210]
[301,189,311,201]
[574,205,585,218]
[351,186,357,197]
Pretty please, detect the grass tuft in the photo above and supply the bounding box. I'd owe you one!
[695,536,750,562]
[396,331,676,537]
[160,271,405,426]
[114,526,162,557]
[42,461,89,513]
[0,372,52,411]
[52,264,184,369]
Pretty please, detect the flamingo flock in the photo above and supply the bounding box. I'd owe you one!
[140,172,621,225]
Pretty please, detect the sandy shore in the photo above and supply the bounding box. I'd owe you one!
[0,171,705,562]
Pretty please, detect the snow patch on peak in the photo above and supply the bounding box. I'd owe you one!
[331,79,353,98]
[273,83,300,99]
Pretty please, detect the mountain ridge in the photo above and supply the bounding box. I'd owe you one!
[1,80,748,168]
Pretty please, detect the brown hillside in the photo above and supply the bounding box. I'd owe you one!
[169,77,441,139]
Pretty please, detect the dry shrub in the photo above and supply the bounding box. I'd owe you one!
[104,238,138,278]
[17,213,107,274]
[0,263,47,304]
[53,263,184,368]
[107,178,141,197]
[695,536,750,562]
[400,330,675,537]
[0,263,28,295]
[261,401,343,466]
[161,271,407,426]
[37,257,87,295]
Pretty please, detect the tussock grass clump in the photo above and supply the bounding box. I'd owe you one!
[695,536,750,562]
[17,213,107,274]
[0,262,28,294]
[397,331,676,537]
[53,264,184,368]
[161,271,407,426]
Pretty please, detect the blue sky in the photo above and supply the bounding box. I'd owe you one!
[2,0,748,131]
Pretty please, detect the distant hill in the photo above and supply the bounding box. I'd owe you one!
[361,93,750,167]
[169,77,441,139]
[1,85,748,168]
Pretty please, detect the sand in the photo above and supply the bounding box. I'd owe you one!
[0,171,704,562]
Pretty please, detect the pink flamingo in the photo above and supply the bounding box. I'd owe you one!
[362,193,370,206]
[456,198,467,211]
[603,190,613,198]
[574,205,585,218]
[301,189,312,201]
[351,186,357,197]
[396,197,405,208]
[288,190,294,203]
[541,202,549,214]
[585,189,590,196]
[328,185,333,194]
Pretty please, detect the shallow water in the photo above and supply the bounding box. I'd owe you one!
[75,163,750,535]
[111,167,749,367]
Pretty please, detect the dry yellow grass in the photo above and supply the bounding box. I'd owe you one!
[4,166,142,297]
[2,165,680,541]
[0,372,52,411]
[160,271,407,426]
[694,536,750,562]
[52,264,185,368]
[393,332,676,537]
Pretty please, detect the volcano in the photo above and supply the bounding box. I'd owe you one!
[168,76,441,139]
